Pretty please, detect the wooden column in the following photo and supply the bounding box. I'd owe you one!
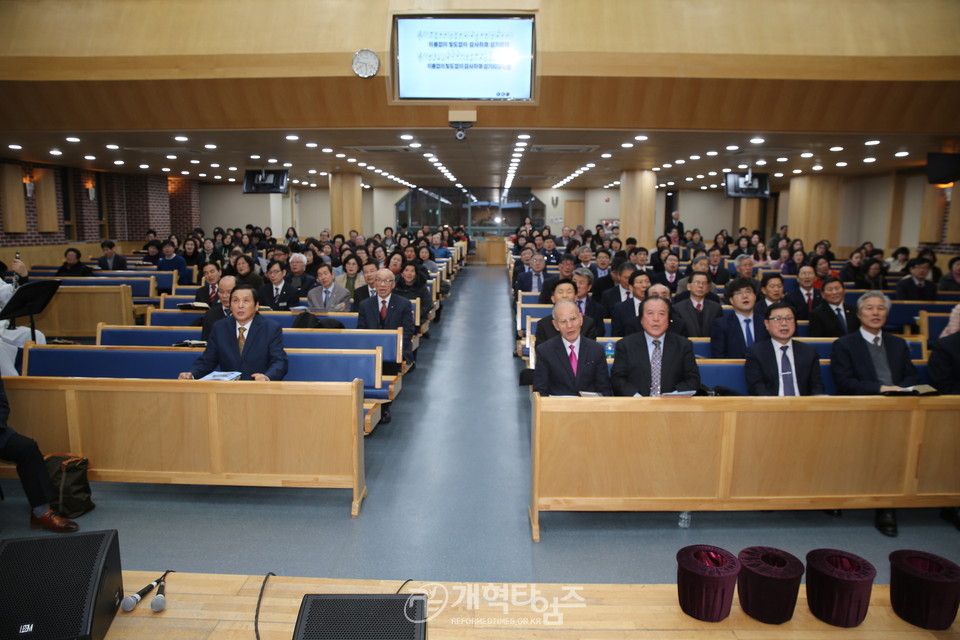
[736,198,761,234]
[919,183,947,243]
[328,172,362,236]
[1,164,27,233]
[786,175,844,246]
[886,173,906,248]
[619,169,657,247]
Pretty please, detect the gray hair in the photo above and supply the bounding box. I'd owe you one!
[691,255,709,267]
[289,252,307,265]
[572,267,594,284]
[735,254,754,267]
[551,299,579,321]
[856,290,891,313]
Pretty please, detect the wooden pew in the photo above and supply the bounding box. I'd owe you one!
[529,394,960,541]
[34,285,135,337]
[0,377,367,516]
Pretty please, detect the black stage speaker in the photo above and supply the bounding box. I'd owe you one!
[0,530,123,640]
[292,594,428,640]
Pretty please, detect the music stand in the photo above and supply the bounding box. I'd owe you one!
[0,280,61,342]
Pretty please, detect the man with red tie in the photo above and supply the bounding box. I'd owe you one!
[783,265,821,321]
[194,262,222,303]
[533,300,612,397]
[673,272,722,337]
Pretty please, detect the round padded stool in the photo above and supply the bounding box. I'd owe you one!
[889,549,960,630]
[676,544,741,622]
[805,548,876,627]
[737,546,805,624]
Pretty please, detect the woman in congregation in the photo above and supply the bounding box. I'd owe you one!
[334,254,362,298]
[180,237,204,284]
[855,258,886,290]
[393,261,433,326]
[284,227,299,245]
[939,256,960,292]
[685,229,706,254]
[839,250,865,283]
[752,241,772,266]
[233,255,263,290]
[781,249,807,275]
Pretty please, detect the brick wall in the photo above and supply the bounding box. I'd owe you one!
[168,177,201,234]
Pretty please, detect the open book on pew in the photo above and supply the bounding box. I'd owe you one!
[177,301,209,310]
[173,340,207,348]
[200,371,241,381]
[882,384,938,396]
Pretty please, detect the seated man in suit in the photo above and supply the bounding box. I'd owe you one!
[755,272,786,315]
[601,261,639,318]
[307,263,351,312]
[200,275,235,341]
[652,253,683,293]
[745,302,823,396]
[0,376,79,532]
[181,284,288,381]
[647,283,689,337]
[97,240,127,271]
[710,278,769,358]
[533,300,612,397]
[611,270,651,337]
[258,259,301,311]
[352,260,379,310]
[783,265,821,320]
[831,291,920,537]
[515,254,548,297]
[894,257,938,301]
[535,279,598,344]
[511,246,535,291]
[590,248,612,283]
[611,296,700,396]
[673,271,722,338]
[538,253,577,303]
[929,331,960,394]
[706,247,730,285]
[356,269,416,423]
[733,254,755,282]
[285,253,317,300]
[809,276,860,337]
[195,261,222,304]
[572,267,606,337]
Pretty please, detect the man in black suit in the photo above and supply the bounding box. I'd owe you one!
[929,331,960,394]
[572,268,606,337]
[538,253,577,303]
[515,254,548,297]
[0,377,80,532]
[894,258,938,301]
[601,262,638,318]
[665,210,684,237]
[534,279,598,343]
[591,251,617,301]
[745,302,823,395]
[357,269,416,422]
[652,253,682,293]
[285,253,317,300]
[611,296,700,396]
[352,260,379,310]
[705,247,730,285]
[195,261,222,303]
[96,240,127,271]
[533,300,612,397]
[200,275,235,341]
[783,265,821,320]
[611,271,651,337]
[257,260,301,310]
[809,276,860,337]
[755,272,786,315]
[673,272,722,337]
[830,291,920,537]
[589,248,612,282]
[710,278,769,358]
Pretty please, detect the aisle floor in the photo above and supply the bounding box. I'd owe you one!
[1,266,956,584]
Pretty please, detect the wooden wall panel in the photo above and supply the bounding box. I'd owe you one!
[787,175,844,247]
[32,167,59,232]
[0,164,27,233]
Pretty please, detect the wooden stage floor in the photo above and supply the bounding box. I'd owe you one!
[108,571,959,639]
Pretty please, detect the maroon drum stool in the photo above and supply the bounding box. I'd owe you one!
[737,546,805,624]
[889,549,960,630]
[805,548,876,627]
[676,544,741,622]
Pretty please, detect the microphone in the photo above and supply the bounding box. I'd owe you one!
[120,571,172,612]
[151,570,174,612]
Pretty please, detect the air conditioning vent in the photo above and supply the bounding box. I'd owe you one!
[529,145,597,154]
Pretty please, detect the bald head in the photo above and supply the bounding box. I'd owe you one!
[647,283,671,300]
[374,268,396,298]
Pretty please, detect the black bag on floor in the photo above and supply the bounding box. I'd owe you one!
[44,453,96,518]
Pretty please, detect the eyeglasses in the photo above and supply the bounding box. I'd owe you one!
[375,278,395,284]
[768,316,795,324]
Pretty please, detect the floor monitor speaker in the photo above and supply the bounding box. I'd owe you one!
[0,529,123,640]
[292,593,428,639]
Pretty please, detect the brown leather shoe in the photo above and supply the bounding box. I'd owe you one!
[30,509,79,533]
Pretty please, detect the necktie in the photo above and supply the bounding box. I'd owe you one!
[534,273,541,292]
[806,291,813,311]
[568,344,578,376]
[835,307,847,332]
[696,302,702,312]
[744,318,754,347]
[380,299,387,323]
[873,336,881,348]
[625,290,632,300]
[209,285,217,303]
[323,289,330,307]
[650,339,662,397]
[274,287,280,305]
[577,299,584,314]
[237,326,246,354]
[781,345,795,396]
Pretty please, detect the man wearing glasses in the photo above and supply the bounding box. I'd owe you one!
[745,302,824,396]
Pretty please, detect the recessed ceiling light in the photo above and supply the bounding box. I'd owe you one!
[114,160,124,165]
[162,168,171,172]
[516,142,527,147]
[675,159,685,165]
[8,144,22,150]
[652,167,660,171]
[722,168,732,173]
[347,158,357,163]
[865,140,880,146]
[696,174,704,179]
[792,169,802,174]
[84,155,96,160]
[836,162,848,167]
[308,169,317,174]
[174,136,188,142]
[756,160,767,166]
[322,148,333,153]
[285,135,299,141]
[267,158,278,163]
[634,135,648,141]
[895,151,909,157]
[139,164,149,169]
[400,134,414,140]
[685,177,693,182]
[812,164,823,171]
[335,153,346,158]
[250,155,260,160]
[166,155,177,160]
[358,162,367,167]
[776,157,788,162]
[621,142,634,148]
[106,144,119,150]
[726,145,739,151]
[517,134,530,140]
[211,163,220,168]
[689,155,700,160]
[750,137,765,144]
[601,153,612,159]
[180,170,189,175]
[228,178,236,182]
[283,162,293,167]
[706,151,718,156]
[774,172,784,177]
[829,146,844,152]
[662,163,672,168]
[409,142,422,148]
[50,149,62,156]
[66,137,80,143]
[214,175,222,179]
[700,185,708,190]
[708,171,717,176]
[228,166,238,171]
[800,152,814,158]
[863,157,876,163]
[190,159,200,164]
[737,164,748,169]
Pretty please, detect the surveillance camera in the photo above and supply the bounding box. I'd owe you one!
[455,128,466,141]
[449,121,473,141]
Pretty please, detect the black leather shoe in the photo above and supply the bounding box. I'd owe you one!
[30,510,79,533]
[940,507,960,531]
[380,406,392,424]
[875,508,898,537]
[823,509,842,517]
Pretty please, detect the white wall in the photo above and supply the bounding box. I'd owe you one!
[532,188,585,229]
[676,189,735,240]
[585,188,621,231]
[900,174,926,250]
[199,183,283,232]
[850,175,894,249]
[371,187,408,236]
[291,187,331,238]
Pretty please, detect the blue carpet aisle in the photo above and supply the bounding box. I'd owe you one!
[0,265,956,583]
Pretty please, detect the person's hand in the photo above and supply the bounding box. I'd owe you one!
[879,385,903,393]
[178,372,194,380]
[251,373,270,381]
[11,259,27,277]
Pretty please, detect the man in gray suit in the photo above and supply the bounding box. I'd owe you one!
[307,263,351,312]
[672,272,722,337]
